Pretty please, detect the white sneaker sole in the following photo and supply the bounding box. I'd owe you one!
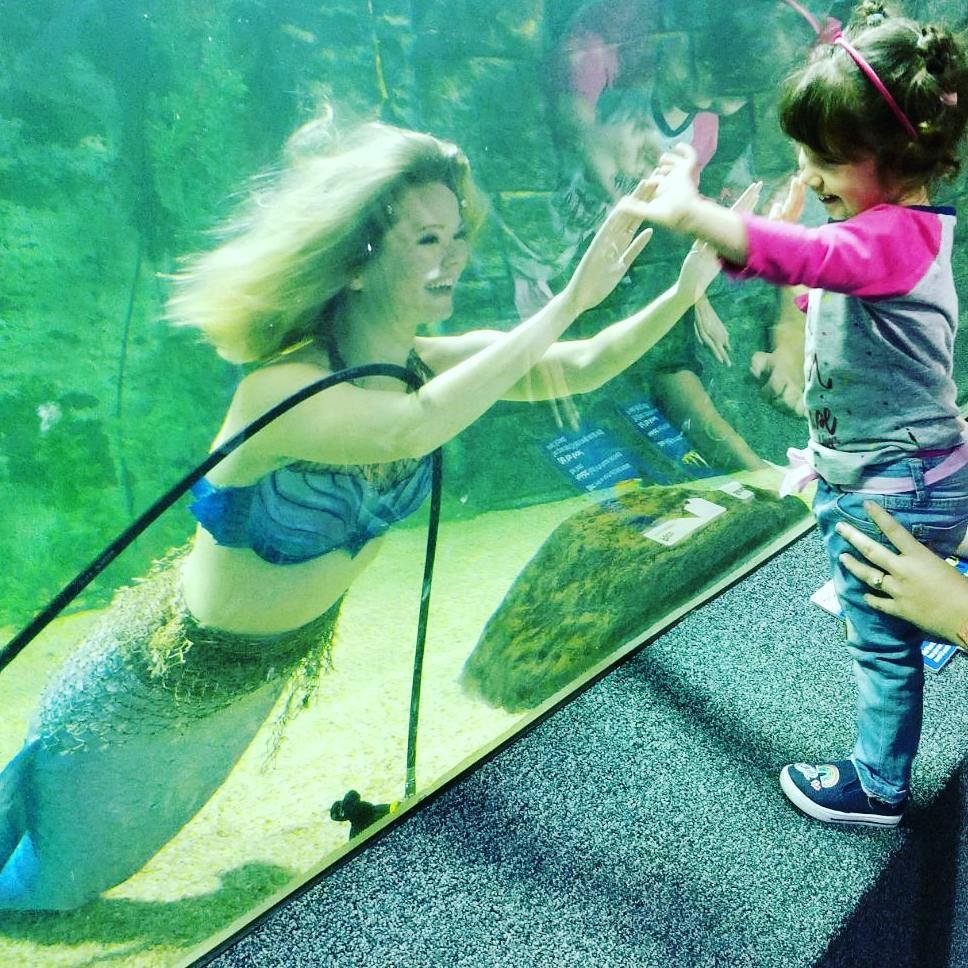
[779,766,903,827]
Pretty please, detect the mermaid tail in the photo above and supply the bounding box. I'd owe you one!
[0,742,34,899]
[0,685,284,911]
[0,552,339,911]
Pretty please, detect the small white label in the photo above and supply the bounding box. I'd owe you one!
[718,480,754,501]
[643,497,727,547]
[810,579,843,618]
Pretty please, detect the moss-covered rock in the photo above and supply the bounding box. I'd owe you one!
[461,481,808,711]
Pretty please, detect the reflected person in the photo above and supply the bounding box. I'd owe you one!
[544,0,826,468]
[0,120,725,910]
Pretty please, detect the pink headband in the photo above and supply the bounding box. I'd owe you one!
[831,31,918,139]
[781,0,919,140]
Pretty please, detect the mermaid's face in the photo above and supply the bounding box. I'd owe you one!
[353,181,469,326]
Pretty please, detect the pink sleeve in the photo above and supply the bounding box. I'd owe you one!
[733,206,941,300]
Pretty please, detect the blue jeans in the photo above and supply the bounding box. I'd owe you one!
[813,454,968,805]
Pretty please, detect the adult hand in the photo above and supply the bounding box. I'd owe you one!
[563,178,654,315]
[678,180,765,367]
[836,501,968,648]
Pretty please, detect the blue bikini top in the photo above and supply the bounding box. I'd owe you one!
[189,350,434,565]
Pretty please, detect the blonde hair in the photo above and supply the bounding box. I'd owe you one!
[167,122,485,364]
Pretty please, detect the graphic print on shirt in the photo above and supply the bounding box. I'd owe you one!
[806,352,837,446]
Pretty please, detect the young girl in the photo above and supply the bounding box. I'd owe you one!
[626,1,968,826]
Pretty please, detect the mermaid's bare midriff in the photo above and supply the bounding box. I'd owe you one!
[180,526,383,634]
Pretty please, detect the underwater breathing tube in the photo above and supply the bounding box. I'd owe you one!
[0,363,442,824]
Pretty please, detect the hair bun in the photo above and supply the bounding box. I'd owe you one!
[854,1,887,27]
[916,25,949,77]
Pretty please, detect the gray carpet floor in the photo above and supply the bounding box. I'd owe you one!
[210,529,968,968]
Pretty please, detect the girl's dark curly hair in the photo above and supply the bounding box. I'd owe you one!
[778,1,968,186]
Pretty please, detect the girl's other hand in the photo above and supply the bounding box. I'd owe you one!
[836,501,968,647]
[563,178,654,315]
[768,173,807,223]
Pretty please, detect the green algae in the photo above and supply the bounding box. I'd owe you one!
[462,481,809,712]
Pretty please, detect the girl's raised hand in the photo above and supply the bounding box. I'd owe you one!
[563,178,654,315]
[620,143,701,231]
[768,173,808,223]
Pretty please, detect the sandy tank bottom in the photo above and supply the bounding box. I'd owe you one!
[0,495,591,968]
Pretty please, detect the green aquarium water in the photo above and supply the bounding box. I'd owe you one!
[0,0,964,964]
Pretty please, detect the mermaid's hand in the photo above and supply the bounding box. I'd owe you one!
[563,179,654,314]
[675,180,761,302]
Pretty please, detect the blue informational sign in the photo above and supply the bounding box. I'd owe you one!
[542,426,638,492]
[618,398,721,480]
[921,639,959,673]
[542,394,727,493]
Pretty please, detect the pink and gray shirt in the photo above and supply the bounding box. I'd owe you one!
[733,203,966,485]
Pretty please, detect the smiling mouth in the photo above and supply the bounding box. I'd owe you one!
[427,280,456,293]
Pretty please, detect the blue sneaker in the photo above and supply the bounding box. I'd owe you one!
[779,760,905,827]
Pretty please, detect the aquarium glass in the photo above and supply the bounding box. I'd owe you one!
[0,0,964,963]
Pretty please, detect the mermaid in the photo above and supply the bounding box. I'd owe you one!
[0,119,742,909]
